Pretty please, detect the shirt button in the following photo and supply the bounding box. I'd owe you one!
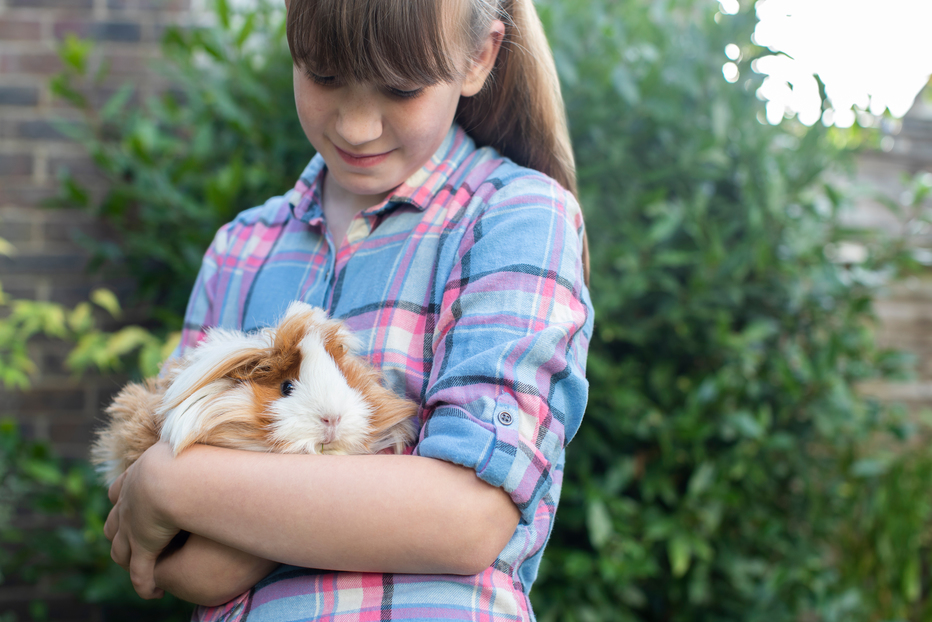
[498,411,513,425]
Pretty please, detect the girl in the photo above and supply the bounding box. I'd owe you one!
[104,0,593,620]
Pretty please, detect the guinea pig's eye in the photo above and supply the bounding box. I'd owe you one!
[280,380,296,397]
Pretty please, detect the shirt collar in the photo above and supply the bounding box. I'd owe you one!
[287,124,476,223]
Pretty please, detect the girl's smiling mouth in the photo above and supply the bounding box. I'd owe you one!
[334,145,394,167]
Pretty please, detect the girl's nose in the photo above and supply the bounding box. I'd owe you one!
[335,90,383,146]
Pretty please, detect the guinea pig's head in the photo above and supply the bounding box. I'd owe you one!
[159,301,376,455]
[263,301,380,455]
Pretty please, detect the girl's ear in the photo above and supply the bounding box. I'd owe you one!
[461,20,505,98]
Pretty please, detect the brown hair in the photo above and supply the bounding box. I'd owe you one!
[286,0,589,282]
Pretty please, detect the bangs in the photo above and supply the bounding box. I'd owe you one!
[287,0,464,86]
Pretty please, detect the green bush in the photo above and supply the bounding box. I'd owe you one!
[0,419,193,621]
[0,271,182,619]
[51,0,308,320]
[532,1,931,621]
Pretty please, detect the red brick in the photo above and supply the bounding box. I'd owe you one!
[0,86,40,106]
[49,417,95,444]
[0,274,40,300]
[0,52,63,76]
[1,118,77,141]
[0,219,34,244]
[48,155,100,177]
[0,390,22,413]
[0,182,59,207]
[0,19,42,41]
[106,52,151,75]
[8,0,94,7]
[53,19,93,40]
[54,20,142,42]
[0,153,33,176]
[44,216,108,245]
[0,251,90,274]
[18,388,86,413]
[47,281,133,308]
[108,0,191,10]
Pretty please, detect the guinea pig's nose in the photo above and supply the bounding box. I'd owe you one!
[321,415,340,443]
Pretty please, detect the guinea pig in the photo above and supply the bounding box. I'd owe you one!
[91,301,419,484]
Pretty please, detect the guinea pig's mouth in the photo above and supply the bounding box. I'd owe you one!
[319,443,352,456]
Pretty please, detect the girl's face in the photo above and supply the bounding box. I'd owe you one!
[293,69,462,206]
[291,19,503,208]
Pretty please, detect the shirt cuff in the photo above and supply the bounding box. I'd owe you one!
[414,400,556,524]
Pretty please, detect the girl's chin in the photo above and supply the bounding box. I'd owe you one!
[327,163,407,197]
[325,172,398,203]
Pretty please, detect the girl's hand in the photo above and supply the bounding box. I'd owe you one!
[154,533,279,606]
[104,442,181,599]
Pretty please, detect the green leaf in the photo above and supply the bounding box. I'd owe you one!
[586,499,613,548]
[58,34,93,74]
[687,462,715,497]
[99,83,134,122]
[90,289,121,318]
[23,460,63,486]
[668,534,692,578]
[236,12,257,47]
[215,0,231,29]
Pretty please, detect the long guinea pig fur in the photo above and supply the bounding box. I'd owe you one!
[91,302,419,484]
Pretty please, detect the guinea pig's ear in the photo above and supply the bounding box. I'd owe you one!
[161,329,270,412]
[276,301,360,352]
[333,321,362,355]
[281,301,328,324]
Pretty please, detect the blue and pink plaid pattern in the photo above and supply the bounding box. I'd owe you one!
[180,125,593,621]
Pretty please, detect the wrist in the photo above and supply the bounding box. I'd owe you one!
[136,441,184,528]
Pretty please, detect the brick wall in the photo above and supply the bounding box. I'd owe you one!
[0,0,199,452]
[854,95,932,413]
[0,1,197,619]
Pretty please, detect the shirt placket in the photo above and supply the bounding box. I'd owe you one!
[325,209,379,312]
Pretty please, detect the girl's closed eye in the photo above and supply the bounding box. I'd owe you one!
[304,68,422,100]
[305,69,338,87]
[385,85,425,100]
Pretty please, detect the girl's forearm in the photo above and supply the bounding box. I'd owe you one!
[149,444,519,576]
[154,533,279,606]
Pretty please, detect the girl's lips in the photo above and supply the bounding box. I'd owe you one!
[335,145,393,168]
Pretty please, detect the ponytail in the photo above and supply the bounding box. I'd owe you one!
[456,0,590,284]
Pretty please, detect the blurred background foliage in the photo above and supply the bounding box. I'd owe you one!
[1,0,931,620]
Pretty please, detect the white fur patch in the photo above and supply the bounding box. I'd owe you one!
[284,301,362,354]
[161,328,271,412]
[160,377,236,451]
[269,330,373,454]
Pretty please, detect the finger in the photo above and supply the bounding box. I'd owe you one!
[108,471,127,504]
[103,504,118,541]
[129,549,162,600]
[110,534,130,570]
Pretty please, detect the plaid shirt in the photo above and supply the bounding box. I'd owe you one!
[183,125,593,622]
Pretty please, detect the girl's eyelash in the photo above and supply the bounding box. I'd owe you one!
[386,86,425,99]
[304,69,423,99]
[306,70,336,86]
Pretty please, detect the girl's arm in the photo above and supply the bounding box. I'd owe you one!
[154,534,278,606]
[105,441,520,601]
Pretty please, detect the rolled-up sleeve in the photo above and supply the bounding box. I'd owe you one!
[176,224,229,356]
[414,175,593,524]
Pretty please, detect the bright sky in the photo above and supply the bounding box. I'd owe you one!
[721,0,932,126]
